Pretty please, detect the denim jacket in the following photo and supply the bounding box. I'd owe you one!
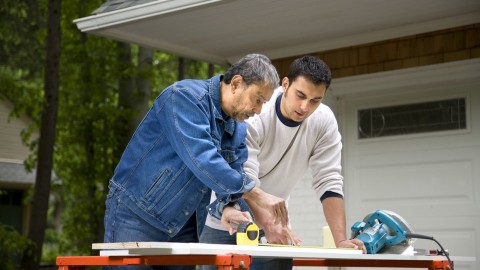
[108,75,255,237]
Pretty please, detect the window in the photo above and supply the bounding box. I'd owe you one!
[358,98,466,139]
[0,189,24,233]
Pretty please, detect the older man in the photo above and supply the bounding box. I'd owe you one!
[104,54,286,270]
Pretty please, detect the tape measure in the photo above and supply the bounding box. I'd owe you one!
[235,222,260,246]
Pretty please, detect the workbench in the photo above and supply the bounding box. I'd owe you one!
[55,242,460,270]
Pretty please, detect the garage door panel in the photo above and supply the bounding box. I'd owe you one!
[346,142,480,217]
[355,159,474,204]
[345,90,479,157]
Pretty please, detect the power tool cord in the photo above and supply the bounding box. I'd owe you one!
[406,233,454,270]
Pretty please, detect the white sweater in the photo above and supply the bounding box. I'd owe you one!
[205,88,344,230]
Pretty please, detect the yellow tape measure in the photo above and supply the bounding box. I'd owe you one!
[235,222,260,246]
[234,222,357,249]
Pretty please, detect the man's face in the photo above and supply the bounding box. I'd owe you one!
[230,82,273,122]
[280,76,326,122]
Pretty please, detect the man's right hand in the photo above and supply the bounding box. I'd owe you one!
[262,221,302,246]
[243,187,289,226]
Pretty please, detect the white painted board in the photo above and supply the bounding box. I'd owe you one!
[91,242,464,262]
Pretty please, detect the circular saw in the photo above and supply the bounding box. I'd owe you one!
[351,210,415,254]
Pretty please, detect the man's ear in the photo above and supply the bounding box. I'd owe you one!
[281,77,289,91]
[231,75,244,92]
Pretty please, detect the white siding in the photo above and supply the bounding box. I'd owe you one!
[0,101,32,162]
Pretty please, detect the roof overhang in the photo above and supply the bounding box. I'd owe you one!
[74,0,480,65]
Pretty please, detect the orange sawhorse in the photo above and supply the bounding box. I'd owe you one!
[56,254,251,270]
[57,254,452,270]
[294,258,452,270]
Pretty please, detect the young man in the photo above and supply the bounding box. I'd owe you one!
[103,54,288,270]
[200,55,365,270]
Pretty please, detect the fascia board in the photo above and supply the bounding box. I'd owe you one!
[74,0,225,32]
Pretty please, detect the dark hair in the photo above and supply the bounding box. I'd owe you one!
[223,53,279,89]
[287,55,331,89]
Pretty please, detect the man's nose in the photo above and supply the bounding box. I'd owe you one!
[253,103,263,114]
[300,100,309,112]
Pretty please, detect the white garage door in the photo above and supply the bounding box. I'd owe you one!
[337,59,480,270]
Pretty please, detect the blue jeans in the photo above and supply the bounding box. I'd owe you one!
[103,194,198,270]
[198,225,293,270]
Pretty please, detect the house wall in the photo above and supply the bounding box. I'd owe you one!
[0,100,35,234]
[272,24,480,79]
[0,101,32,162]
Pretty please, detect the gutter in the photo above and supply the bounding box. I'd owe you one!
[74,0,225,32]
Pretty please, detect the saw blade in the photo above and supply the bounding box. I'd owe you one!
[381,210,416,245]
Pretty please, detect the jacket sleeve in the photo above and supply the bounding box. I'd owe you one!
[156,86,255,212]
[209,140,253,220]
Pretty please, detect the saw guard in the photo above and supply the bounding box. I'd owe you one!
[364,210,416,246]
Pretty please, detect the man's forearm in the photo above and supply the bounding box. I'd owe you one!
[322,197,348,245]
[244,194,270,229]
[242,186,263,201]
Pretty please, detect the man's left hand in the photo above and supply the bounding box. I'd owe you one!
[336,238,367,254]
[220,206,252,235]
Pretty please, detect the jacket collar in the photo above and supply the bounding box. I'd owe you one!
[210,75,235,135]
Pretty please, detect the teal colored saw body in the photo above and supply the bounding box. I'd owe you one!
[351,210,414,254]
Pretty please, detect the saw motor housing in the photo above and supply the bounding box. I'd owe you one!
[351,210,414,254]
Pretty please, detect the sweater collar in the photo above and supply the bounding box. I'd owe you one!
[275,93,302,127]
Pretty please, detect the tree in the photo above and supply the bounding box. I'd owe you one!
[2,1,227,266]
[116,43,153,151]
[21,0,61,268]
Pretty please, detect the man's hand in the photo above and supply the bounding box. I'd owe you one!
[336,238,367,254]
[262,221,302,246]
[244,194,299,245]
[220,206,252,235]
[243,187,289,226]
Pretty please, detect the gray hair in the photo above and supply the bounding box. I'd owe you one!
[223,54,279,90]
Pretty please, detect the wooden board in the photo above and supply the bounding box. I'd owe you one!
[93,242,361,258]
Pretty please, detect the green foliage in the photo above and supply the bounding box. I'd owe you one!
[0,0,47,74]
[0,224,36,270]
[150,53,225,100]
[1,0,227,265]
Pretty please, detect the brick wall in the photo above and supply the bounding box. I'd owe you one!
[272,24,480,79]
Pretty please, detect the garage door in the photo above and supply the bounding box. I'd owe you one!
[337,59,479,270]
